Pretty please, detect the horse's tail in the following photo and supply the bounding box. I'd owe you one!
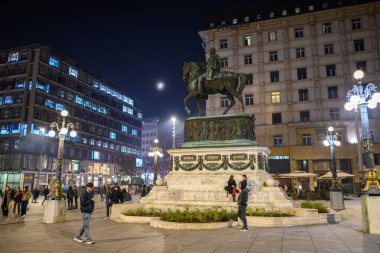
[237,73,246,94]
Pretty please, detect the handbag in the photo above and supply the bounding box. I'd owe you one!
[8,201,13,210]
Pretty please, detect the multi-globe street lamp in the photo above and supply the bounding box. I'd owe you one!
[47,109,77,199]
[344,70,380,195]
[171,117,176,149]
[323,126,343,210]
[148,139,163,185]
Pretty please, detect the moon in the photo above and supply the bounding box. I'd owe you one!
[156,82,165,90]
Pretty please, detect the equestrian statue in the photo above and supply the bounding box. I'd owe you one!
[182,48,247,116]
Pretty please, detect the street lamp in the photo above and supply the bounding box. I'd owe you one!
[36,127,46,190]
[47,109,77,199]
[148,139,163,185]
[323,127,344,210]
[171,117,176,149]
[344,70,380,195]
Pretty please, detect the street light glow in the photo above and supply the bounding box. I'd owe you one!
[70,130,77,138]
[353,69,364,80]
[328,126,334,132]
[61,110,69,117]
[48,129,56,137]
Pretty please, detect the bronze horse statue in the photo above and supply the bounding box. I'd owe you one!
[182,62,246,116]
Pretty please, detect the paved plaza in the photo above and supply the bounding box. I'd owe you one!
[0,196,379,253]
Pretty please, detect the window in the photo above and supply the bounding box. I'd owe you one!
[269,12,274,18]
[220,39,228,49]
[322,2,328,8]
[245,94,254,105]
[69,67,78,78]
[246,74,253,85]
[356,61,367,72]
[91,151,100,160]
[232,18,237,25]
[122,125,128,132]
[352,18,362,30]
[324,44,334,55]
[282,10,287,16]
[56,103,65,111]
[121,146,127,153]
[269,51,278,62]
[354,39,365,52]
[322,23,332,34]
[268,32,276,42]
[132,129,138,136]
[295,7,300,13]
[221,97,229,107]
[298,89,308,101]
[298,160,308,171]
[326,64,336,77]
[4,95,13,105]
[300,111,310,122]
[328,86,338,99]
[110,131,116,140]
[330,108,340,120]
[8,52,19,62]
[270,71,279,82]
[302,134,312,146]
[294,28,304,38]
[297,68,307,80]
[272,113,282,124]
[244,55,252,65]
[75,95,83,105]
[49,57,60,68]
[271,91,280,103]
[90,139,95,145]
[274,135,283,147]
[243,35,252,46]
[220,58,228,68]
[96,140,102,147]
[296,47,305,58]
[45,99,55,109]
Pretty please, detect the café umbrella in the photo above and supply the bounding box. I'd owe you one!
[278,171,318,178]
[317,170,355,180]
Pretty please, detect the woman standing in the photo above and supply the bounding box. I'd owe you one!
[228,175,237,202]
[1,186,12,217]
[21,186,31,217]
[13,187,22,216]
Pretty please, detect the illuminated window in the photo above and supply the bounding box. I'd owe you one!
[132,129,138,136]
[243,35,252,46]
[69,67,78,78]
[121,146,127,153]
[322,23,332,34]
[8,52,19,62]
[122,125,128,132]
[110,131,116,140]
[268,32,276,42]
[137,112,142,119]
[75,95,83,105]
[271,92,280,103]
[91,151,100,160]
[49,57,60,68]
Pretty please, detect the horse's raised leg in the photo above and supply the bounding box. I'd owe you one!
[222,92,235,115]
[184,94,193,116]
[196,95,203,117]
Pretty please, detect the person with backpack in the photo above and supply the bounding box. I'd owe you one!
[237,181,249,231]
[74,182,95,245]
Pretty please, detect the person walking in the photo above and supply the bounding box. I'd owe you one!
[12,187,22,216]
[20,186,31,217]
[237,182,249,231]
[74,182,95,244]
[241,174,248,189]
[32,187,39,203]
[1,186,12,217]
[227,175,237,202]
[41,186,49,205]
[67,186,74,210]
[73,185,79,209]
[105,185,123,219]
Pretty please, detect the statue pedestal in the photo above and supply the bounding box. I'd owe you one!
[140,145,292,210]
[362,195,380,234]
[43,200,66,223]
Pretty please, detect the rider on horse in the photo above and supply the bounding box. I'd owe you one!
[198,47,221,97]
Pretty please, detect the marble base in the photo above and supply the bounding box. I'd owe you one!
[330,190,345,210]
[362,195,380,234]
[42,200,66,223]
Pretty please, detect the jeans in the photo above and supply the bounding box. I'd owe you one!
[21,201,28,216]
[237,205,248,229]
[67,198,73,209]
[74,197,78,208]
[76,212,92,241]
[13,201,21,214]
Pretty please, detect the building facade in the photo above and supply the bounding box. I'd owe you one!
[199,0,380,193]
[0,44,142,190]
[141,117,160,157]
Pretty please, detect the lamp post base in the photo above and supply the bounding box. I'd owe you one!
[362,194,380,234]
[330,190,345,210]
[42,199,66,223]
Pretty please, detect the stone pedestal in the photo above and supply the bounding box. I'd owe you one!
[43,200,66,223]
[330,190,345,210]
[362,195,380,234]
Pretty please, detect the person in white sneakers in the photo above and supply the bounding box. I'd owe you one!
[237,181,249,231]
[74,182,95,244]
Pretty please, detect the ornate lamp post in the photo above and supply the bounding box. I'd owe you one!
[47,109,77,199]
[148,139,163,185]
[323,127,343,210]
[171,117,176,149]
[344,70,380,195]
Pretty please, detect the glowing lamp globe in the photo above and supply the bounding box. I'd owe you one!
[353,69,364,80]
[70,130,77,138]
[349,95,360,105]
[344,102,354,111]
[334,140,341,146]
[48,129,56,137]
[323,140,330,147]
[60,110,69,117]
[372,92,380,103]
[367,100,377,109]
[60,127,68,135]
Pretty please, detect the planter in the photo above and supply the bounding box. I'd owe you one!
[120,214,156,223]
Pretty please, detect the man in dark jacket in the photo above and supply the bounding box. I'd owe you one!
[74,182,95,244]
[237,181,249,231]
[105,185,123,219]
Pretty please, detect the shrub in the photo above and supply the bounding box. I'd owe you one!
[301,202,329,213]
[124,208,162,217]
[160,208,237,223]
[246,208,295,217]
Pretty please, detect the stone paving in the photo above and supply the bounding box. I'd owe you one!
[0,196,379,253]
